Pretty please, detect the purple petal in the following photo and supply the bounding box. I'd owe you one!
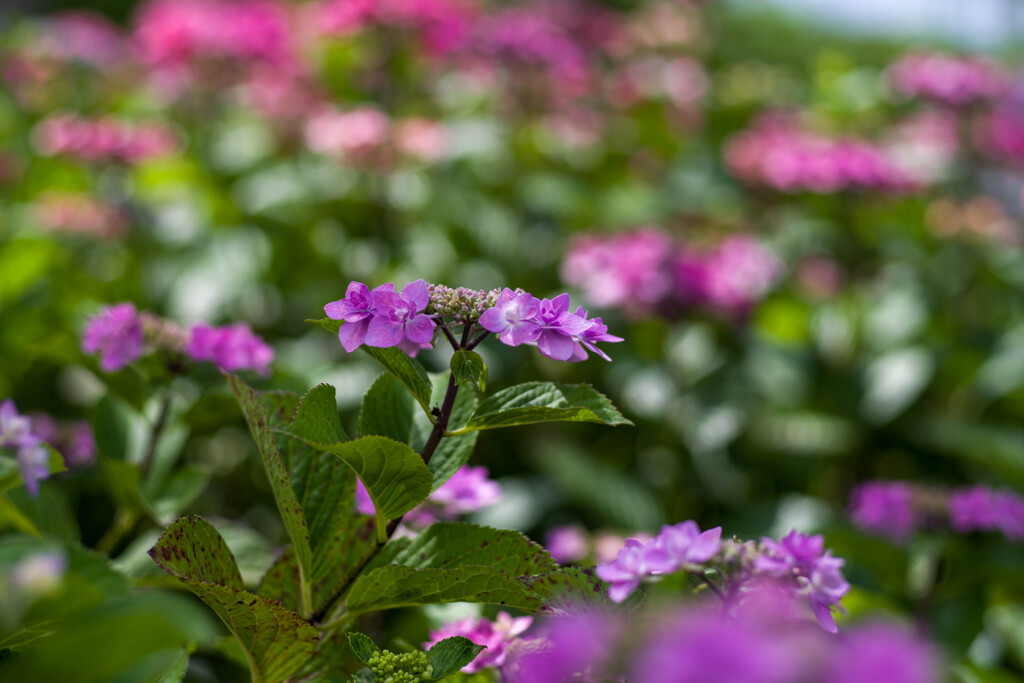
[401,279,430,312]
[811,599,838,634]
[404,315,436,344]
[537,330,578,361]
[607,579,640,603]
[686,527,723,563]
[478,307,505,334]
[338,319,370,352]
[365,316,405,348]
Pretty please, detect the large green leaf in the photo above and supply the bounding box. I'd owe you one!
[464,382,632,431]
[226,374,313,616]
[345,564,543,614]
[308,317,433,413]
[280,417,433,541]
[381,522,556,575]
[359,374,419,446]
[522,567,611,615]
[150,517,318,683]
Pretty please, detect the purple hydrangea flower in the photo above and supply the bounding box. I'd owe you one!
[81,302,144,372]
[644,521,722,574]
[569,306,623,362]
[187,323,274,374]
[755,530,849,633]
[949,485,1024,541]
[478,288,542,346]
[503,613,617,683]
[545,525,589,564]
[365,279,436,348]
[633,608,798,683]
[9,551,67,596]
[533,293,593,361]
[849,481,917,542]
[425,611,533,673]
[324,281,395,353]
[1,400,49,497]
[827,622,939,683]
[595,538,663,603]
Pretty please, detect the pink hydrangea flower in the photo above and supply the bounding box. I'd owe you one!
[187,323,274,374]
[888,52,1006,106]
[82,303,144,372]
[545,525,589,564]
[849,481,918,542]
[355,464,502,526]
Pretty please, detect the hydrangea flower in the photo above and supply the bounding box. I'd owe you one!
[827,622,939,683]
[644,521,722,574]
[187,323,274,374]
[325,281,395,352]
[595,538,662,603]
[849,481,917,542]
[81,303,144,372]
[366,279,436,348]
[569,307,624,362]
[533,294,593,361]
[545,525,589,564]
[425,611,533,673]
[478,288,541,346]
[0,400,50,497]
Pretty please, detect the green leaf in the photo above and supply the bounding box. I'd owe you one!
[347,632,380,665]
[465,382,632,431]
[225,374,314,617]
[345,564,543,614]
[450,350,486,392]
[149,516,318,683]
[359,374,418,446]
[522,567,612,615]
[381,522,556,576]
[427,637,486,680]
[291,384,349,445]
[279,430,432,543]
[308,318,433,414]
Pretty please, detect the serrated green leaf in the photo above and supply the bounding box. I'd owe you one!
[522,567,611,615]
[345,564,543,614]
[225,374,314,617]
[465,382,632,431]
[292,384,349,445]
[427,636,486,680]
[347,632,380,665]
[149,516,318,683]
[450,351,486,392]
[278,429,432,543]
[360,374,418,446]
[383,522,556,575]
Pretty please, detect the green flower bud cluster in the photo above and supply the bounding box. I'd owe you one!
[367,649,433,683]
[426,284,504,323]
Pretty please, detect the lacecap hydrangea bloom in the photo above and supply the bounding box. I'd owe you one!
[325,280,623,362]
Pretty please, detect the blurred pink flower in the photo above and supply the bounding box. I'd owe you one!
[34,114,179,163]
[33,192,129,239]
[426,611,533,673]
[888,52,1006,106]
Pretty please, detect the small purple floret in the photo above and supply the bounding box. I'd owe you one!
[365,279,436,349]
[478,288,541,346]
[81,302,144,372]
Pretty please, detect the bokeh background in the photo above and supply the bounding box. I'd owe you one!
[3,0,1024,680]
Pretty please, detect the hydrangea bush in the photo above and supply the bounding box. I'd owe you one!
[2,0,1024,681]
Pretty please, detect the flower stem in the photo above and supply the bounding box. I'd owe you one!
[140,389,173,477]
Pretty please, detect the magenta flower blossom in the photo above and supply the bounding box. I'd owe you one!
[755,530,849,633]
[827,622,939,683]
[30,413,95,469]
[503,613,618,683]
[1,400,50,497]
[82,303,144,372]
[888,52,1006,106]
[950,485,1024,541]
[849,481,917,542]
[478,288,541,346]
[426,611,533,673]
[325,282,395,352]
[533,294,593,361]
[676,237,783,317]
[644,521,722,574]
[187,323,274,374]
[365,279,436,349]
[561,229,674,310]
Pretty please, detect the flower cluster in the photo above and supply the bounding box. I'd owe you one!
[366,649,432,683]
[425,611,533,673]
[0,400,52,497]
[355,464,501,528]
[32,192,129,239]
[34,114,179,163]
[724,114,918,194]
[563,230,781,319]
[82,303,274,374]
[596,522,850,632]
[888,52,1006,106]
[325,280,623,362]
[977,105,1024,166]
[505,607,938,683]
[850,480,1024,544]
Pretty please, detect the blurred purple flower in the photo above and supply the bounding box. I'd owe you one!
[644,521,722,574]
[676,236,782,317]
[545,525,589,564]
[1,400,49,497]
[365,279,436,348]
[561,228,674,310]
[426,611,533,673]
[850,481,917,542]
[950,485,1024,541]
[503,613,617,683]
[827,622,939,683]
[888,52,1006,106]
[595,538,668,603]
[82,303,144,372]
[187,323,274,374]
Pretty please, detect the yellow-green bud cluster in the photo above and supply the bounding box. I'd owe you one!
[367,649,433,683]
